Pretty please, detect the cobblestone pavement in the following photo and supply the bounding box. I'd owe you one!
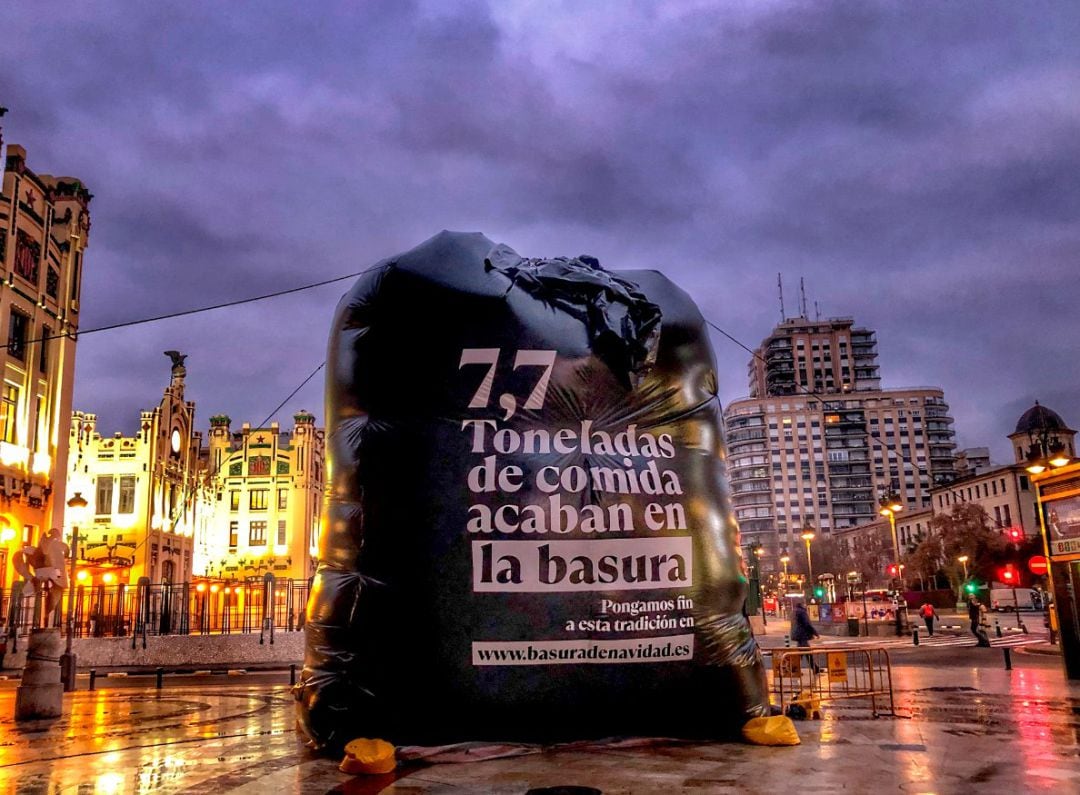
[1,662,1078,794]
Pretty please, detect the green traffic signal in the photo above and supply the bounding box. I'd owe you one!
[813,586,825,598]
[964,581,977,594]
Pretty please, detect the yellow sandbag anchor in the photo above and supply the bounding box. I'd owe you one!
[791,688,823,720]
[741,716,801,746]
[339,737,397,775]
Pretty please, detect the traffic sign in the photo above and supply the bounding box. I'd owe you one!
[1028,555,1048,575]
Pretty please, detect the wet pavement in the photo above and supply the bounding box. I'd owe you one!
[1,659,1078,794]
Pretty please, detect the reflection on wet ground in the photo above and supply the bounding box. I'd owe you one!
[0,664,1078,794]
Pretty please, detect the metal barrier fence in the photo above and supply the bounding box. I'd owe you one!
[1,577,312,650]
[769,645,895,718]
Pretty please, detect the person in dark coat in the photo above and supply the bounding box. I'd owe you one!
[968,595,991,647]
[791,602,821,672]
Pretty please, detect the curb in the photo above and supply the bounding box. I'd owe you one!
[1020,644,1061,656]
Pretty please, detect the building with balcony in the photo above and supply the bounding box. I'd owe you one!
[724,314,957,574]
[67,355,209,584]
[748,316,880,398]
[926,401,1076,540]
[198,412,324,582]
[66,356,326,587]
[0,140,89,590]
[834,401,1077,586]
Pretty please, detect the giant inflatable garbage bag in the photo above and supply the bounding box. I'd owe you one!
[295,230,771,750]
[741,716,801,746]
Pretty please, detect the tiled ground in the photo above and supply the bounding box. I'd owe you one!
[0,662,1077,794]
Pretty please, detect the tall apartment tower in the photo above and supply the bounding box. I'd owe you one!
[748,316,880,398]
[724,315,956,569]
[0,138,90,590]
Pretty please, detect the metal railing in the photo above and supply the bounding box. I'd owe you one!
[769,645,895,717]
[1,577,312,651]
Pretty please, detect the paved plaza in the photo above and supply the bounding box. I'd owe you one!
[1,646,1078,794]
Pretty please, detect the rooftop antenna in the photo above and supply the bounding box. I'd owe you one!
[814,300,821,321]
[778,273,785,322]
[799,277,808,318]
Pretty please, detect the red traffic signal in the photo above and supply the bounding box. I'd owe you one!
[1006,527,1023,541]
[1000,565,1017,583]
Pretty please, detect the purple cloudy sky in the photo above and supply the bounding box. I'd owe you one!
[2,1,1077,462]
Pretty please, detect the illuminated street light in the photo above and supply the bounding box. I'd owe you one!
[800,522,816,589]
[958,554,969,581]
[879,494,904,588]
[61,491,88,691]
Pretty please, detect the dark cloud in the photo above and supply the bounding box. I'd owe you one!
[1,0,1077,459]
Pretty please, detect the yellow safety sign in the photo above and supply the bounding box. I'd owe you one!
[827,652,848,683]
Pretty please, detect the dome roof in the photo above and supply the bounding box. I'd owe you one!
[1013,402,1074,436]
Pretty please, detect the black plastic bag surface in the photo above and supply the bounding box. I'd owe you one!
[296,231,770,750]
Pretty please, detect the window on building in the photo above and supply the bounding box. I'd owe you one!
[96,476,114,515]
[277,520,287,546]
[0,384,18,445]
[249,520,267,546]
[277,489,288,510]
[1003,505,1012,526]
[229,521,238,547]
[118,475,136,513]
[7,310,28,362]
[46,266,59,298]
[38,326,50,373]
[250,489,268,511]
[229,490,240,512]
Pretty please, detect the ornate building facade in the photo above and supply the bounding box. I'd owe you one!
[197,412,324,582]
[67,354,324,586]
[0,141,90,590]
[67,355,208,583]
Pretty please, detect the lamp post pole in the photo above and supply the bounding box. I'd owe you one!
[800,524,815,600]
[60,492,88,691]
[880,495,905,635]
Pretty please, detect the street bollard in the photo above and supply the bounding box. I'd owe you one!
[994,619,1003,638]
[912,627,919,646]
[89,669,97,691]
[156,667,164,690]
[1003,647,1012,670]
[290,664,297,686]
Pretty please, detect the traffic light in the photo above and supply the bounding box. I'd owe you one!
[964,581,978,594]
[1007,527,1023,542]
[813,586,825,599]
[887,564,898,576]
[1001,565,1017,584]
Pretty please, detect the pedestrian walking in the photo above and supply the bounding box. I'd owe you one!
[791,601,821,673]
[968,595,991,647]
[919,602,938,636]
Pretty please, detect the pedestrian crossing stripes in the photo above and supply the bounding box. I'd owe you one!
[799,633,1039,650]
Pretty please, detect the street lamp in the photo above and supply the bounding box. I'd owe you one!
[780,554,790,581]
[800,523,815,592]
[879,494,904,589]
[958,554,969,581]
[60,491,88,691]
